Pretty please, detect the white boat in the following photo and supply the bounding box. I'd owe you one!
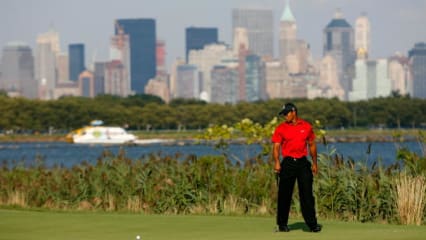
[66,125,136,144]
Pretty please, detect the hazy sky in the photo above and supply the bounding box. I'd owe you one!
[1,0,426,69]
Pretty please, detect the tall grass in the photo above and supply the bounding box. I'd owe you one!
[0,145,425,225]
[395,174,426,225]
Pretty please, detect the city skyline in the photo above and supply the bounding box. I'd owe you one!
[1,0,426,69]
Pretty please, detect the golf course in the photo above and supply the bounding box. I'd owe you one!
[1,208,425,240]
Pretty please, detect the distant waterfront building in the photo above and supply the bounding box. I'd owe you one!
[245,54,267,101]
[232,8,274,58]
[104,60,130,97]
[233,27,250,101]
[156,40,167,78]
[317,54,345,100]
[355,13,371,58]
[78,70,95,98]
[35,28,60,100]
[94,62,106,96]
[169,58,185,99]
[56,52,69,83]
[349,58,390,101]
[53,81,79,99]
[210,65,238,104]
[188,43,235,101]
[323,9,355,99]
[185,27,218,63]
[0,42,37,98]
[408,42,426,99]
[175,64,201,99]
[116,18,156,94]
[388,54,411,95]
[265,60,287,99]
[110,22,131,94]
[69,44,85,81]
[145,77,170,103]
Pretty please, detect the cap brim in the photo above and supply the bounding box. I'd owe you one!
[278,109,290,116]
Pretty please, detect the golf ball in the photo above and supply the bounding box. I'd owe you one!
[136,235,140,240]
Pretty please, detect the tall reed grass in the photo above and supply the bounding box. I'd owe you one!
[0,146,424,225]
[395,174,426,225]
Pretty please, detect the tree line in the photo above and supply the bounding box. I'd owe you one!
[0,94,425,133]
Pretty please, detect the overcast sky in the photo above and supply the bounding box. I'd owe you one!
[1,0,425,69]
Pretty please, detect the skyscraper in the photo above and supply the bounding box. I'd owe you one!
[323,9,355,99]
[355,13,371,58]
[279,0,310,74]
[349,55,390,101]
[185,27,218,63]
[35,28,60,100]
[116,19,156,94]
[409,42,426,99]
[69,43,85,81]
[245,54,266,102]
[279,1,297,63]
[0,42,37,98]
[232,8,274,58]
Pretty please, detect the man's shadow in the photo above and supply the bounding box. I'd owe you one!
[288,222,311,232]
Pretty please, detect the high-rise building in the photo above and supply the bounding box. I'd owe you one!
[323,9,355,99]
[388,54,411,95]
[185,27,218,63]
[349,58,390,101]
[56,52,69,82]
[169,58,185,99]
[188,43,235,102]
[156,40,167,77]
[211,65,239,104]
[409,42,426,99]
[116,19,156,94]
[78,70,95,98]
[265,61,287,99]
[175,64,200,99]
[233,27,250,101]
[278,1,310,74]
[279,1,297,66]
[35,28,60,100]
[69,44,85,81]
[94,62,106,96]
[104,60,131,97]
[245,54,267,102]
[110,21,131,94]
[0,42,37,98]
[355,13,371,58]
[317,54,345,100]
[232,8,274,58]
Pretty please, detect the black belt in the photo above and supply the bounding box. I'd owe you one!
[284,156,306,161]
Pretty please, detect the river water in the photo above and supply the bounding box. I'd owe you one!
[0,141,423,168]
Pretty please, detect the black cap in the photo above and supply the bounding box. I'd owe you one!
[278,102,297,116]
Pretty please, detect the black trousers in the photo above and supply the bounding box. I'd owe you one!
[276,156,318,228]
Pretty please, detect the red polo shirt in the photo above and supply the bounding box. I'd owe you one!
[271,118,315,158]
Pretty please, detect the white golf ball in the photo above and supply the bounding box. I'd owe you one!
[136,235,141,240]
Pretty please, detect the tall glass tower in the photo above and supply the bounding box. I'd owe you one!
[0,42,37,98]
[323,9,355,98]
[409,42,426,99]
[69,43,85,81]
[185,27,218,63]
[116,19,156,94]
[232,8,274,58]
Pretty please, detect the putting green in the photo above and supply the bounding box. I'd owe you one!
[0,209,425,240]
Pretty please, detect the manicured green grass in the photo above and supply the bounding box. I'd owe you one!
[1,209,425,240]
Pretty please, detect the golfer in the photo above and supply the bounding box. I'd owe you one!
[271,102,321,233]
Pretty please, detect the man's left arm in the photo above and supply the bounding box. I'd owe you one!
[308,138,318,175]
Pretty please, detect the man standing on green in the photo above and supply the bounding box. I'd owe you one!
[271,102,321,233]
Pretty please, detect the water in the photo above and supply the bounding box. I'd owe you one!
[0,141,423,168]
